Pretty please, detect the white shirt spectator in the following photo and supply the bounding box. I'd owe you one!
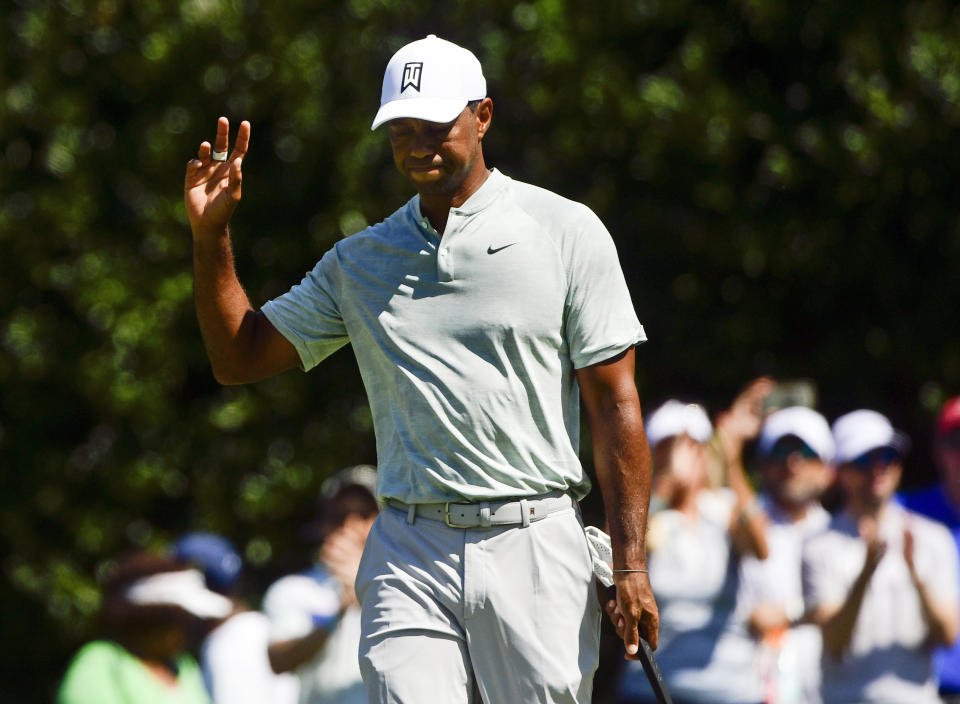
[619,488,763,703]
[202,610,300,704]
[263,567,366,704]
[741,497,830,704]
[803,503,960,704]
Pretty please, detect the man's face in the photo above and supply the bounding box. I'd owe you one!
[837,447,903,510]
[762,436,830,507]
[387,102,487,196]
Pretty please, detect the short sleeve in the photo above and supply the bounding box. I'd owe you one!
[262,574,341,642]
[202,614,274,704]
[916,519,960,607]
[261,248,350,371]
[56,643,126,704]
[562,208,645,369]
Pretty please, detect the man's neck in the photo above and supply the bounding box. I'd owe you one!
[419,163,491,235]
[846,497,890,522]
[771,496,810,523]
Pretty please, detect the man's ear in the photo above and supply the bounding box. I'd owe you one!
[476,97,493,140]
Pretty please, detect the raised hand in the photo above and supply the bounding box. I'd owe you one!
[184,116,250,236]
[858,516,887,576]
[717,376,775,445]
[321,515,371,607]
[903,524,916,576]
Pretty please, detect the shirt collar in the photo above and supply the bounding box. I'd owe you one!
[454,168,508,215]
[406,168,509,232]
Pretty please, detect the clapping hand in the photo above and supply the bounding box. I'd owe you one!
[858,516,887,577]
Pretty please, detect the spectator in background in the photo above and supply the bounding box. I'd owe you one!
[803,410,960,704]
[57,550,232,704]
[616,399,768,704]
[741,406,834,704]
[174,532,299,704]
[263,465,379,704]
[705,377,776,490]
[899,396,960,702]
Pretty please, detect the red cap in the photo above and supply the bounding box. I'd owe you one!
[939,397,960,435]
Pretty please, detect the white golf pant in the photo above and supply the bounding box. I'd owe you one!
[356,498,601,703]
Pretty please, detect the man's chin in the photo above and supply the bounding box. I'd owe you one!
[408,173,453,195]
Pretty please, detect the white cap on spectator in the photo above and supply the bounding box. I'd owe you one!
[372,35,487,130]
[757,406,834,461]
[124,568,233,618]
[832,409,910,465]
[645,400,713,449]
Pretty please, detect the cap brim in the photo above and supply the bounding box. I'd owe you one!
[840,431,911,465]
[371,97,469,130]
[125,569,234,619]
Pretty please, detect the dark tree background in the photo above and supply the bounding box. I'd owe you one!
[2,0,958,700]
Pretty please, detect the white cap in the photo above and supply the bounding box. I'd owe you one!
[831,409,910,465]
[757,406,834,461]
[371,35,486,130]
[124,568,233,619]
[645,400,713,449]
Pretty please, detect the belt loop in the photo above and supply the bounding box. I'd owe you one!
[520,498,530,527]
[406,504,416,525]
[479,502,491,528]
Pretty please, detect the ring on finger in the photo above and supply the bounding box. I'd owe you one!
[211,149,229,162]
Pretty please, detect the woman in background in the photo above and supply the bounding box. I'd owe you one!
[57,550,233,704]
[616,399,768,704]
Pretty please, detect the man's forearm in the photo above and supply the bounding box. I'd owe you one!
[820,571,871,659]
[268,628,332,674]
[593,398,651,568]
[192,226,258,384]
[912,575,959,647]
[577,349,659,653]
[725,458,768,560]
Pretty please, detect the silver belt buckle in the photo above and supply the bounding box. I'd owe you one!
[444,502,473,528]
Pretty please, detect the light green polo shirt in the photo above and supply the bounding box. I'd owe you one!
[57,640,210,704]
[262,169,645,504]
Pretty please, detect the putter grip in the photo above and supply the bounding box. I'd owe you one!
[638,637,673,704]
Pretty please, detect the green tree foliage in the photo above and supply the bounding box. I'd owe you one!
[2,0,959,699]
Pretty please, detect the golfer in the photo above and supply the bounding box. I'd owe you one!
[185,34,658,703]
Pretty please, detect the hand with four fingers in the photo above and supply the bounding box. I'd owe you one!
[604,571,660,660]
[184,116,250,236]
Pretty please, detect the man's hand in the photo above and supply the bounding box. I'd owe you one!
[184,116,250,236]
[604,572,659,659]
[858,516,887,577]
[903,524,916,575]
[715,376,774,453]
[321,515,370,607]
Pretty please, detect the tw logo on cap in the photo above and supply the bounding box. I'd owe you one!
[401,62,423,92]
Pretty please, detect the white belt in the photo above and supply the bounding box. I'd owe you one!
[389,492,573,528]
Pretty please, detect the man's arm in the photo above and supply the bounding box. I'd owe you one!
[904,526,960,647]
[577,347,659,658]
[812,533,885,659]
[184,117,300,384]
[268,629,334,674]
[713,378,771,559]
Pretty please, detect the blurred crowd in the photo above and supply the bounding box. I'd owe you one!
[54,388,960,704]
[617,384,960,704]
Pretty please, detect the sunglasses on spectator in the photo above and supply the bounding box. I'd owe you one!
[849,447,900,470]
[769,438,819,461]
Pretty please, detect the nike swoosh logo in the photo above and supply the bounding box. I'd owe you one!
[487,243,517,255]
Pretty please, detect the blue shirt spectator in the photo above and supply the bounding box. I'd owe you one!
[898,396,960,698]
